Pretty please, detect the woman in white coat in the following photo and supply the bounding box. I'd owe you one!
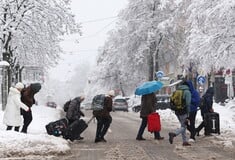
[3,82,29,131]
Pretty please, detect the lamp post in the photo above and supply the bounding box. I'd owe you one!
[0,60,10,111]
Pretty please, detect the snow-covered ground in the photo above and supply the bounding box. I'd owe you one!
[0,97,234,157]
[0,105,70,157]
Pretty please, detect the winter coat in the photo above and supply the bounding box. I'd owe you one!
[21,83,41,108]
[140,93,155,118]
[93,95,113,117]
[201,87,214,115]
[185,80,200,112]
[66,97,84,123]
[3,87,29,126]
[176,84,191,115]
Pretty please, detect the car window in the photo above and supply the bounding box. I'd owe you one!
[114,99,126,103]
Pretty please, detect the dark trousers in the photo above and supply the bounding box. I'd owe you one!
[21,110,33,133]
[196,114,206,135]
[7,126,20,132]
[95,116,112,139]
[187,110,197,139]
[136,117,161,139]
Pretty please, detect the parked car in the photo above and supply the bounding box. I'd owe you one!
[132,105,141,112]
[113,97,128,112]
[132,94,171,112]
[154,94,171,110]
[46,101,57,108]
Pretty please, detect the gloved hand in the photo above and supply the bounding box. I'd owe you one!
[209,108,214,113]
[80,111,85,117]
[184,117,190,126]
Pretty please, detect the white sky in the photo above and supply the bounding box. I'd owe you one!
[0,97,235,157]
[48,0,128,79]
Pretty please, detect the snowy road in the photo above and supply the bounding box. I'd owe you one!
[2,109,234,160]
[49,110,234,160]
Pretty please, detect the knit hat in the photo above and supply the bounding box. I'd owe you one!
[80,95,85,101]
[108,90,115,97]
[15,82,24,89]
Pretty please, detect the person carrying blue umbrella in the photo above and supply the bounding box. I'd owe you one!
[135,81,164,140]
[136,92,164,141]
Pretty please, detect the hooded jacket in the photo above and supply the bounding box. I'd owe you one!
[201,87,214,114]
[185,80,200,112]
[3,87,29,126]
[66,97,84,123]
[21,83,41,108]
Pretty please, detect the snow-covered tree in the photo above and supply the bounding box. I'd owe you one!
[0,0,81,92]
[86,0,181,96]
[0,0,80,79]
[86,0,235,98]
[181,0,235,73]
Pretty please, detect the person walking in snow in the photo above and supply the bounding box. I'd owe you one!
[66,95,85,140]
[184,80,200,142]
[93,90,114,143]
[196,87,214,136]
[168,81,192,146]
[21,83,41,133]
[136,92,164,141]
[3,82,29,131]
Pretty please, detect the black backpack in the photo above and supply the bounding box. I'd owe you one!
[91,94,106,110]
[63,100,71,112]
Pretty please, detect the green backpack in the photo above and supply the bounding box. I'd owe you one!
[170,89,185,111]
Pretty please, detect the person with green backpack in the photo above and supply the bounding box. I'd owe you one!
[168,81,192,146]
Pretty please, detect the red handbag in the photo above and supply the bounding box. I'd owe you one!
[147,112,161,132]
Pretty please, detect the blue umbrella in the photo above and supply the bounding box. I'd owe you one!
[135,81,163,95]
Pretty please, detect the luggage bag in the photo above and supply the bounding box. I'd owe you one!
[147,112,161,132]
[204,112,220,135]
[45,118,68,137]
[63,116,95,141]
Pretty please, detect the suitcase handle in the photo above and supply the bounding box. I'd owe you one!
[86,115,95,124]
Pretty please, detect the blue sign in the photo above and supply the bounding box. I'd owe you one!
[156,71,164,79]
[197,75,206,84]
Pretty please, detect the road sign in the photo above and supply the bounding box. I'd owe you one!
[156,71,164,79]
[197,75,206,84]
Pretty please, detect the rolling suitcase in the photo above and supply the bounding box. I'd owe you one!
[147,112,161,132]
[63,116,95,141]
[204,112,220,135]
[45,118,68,137]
